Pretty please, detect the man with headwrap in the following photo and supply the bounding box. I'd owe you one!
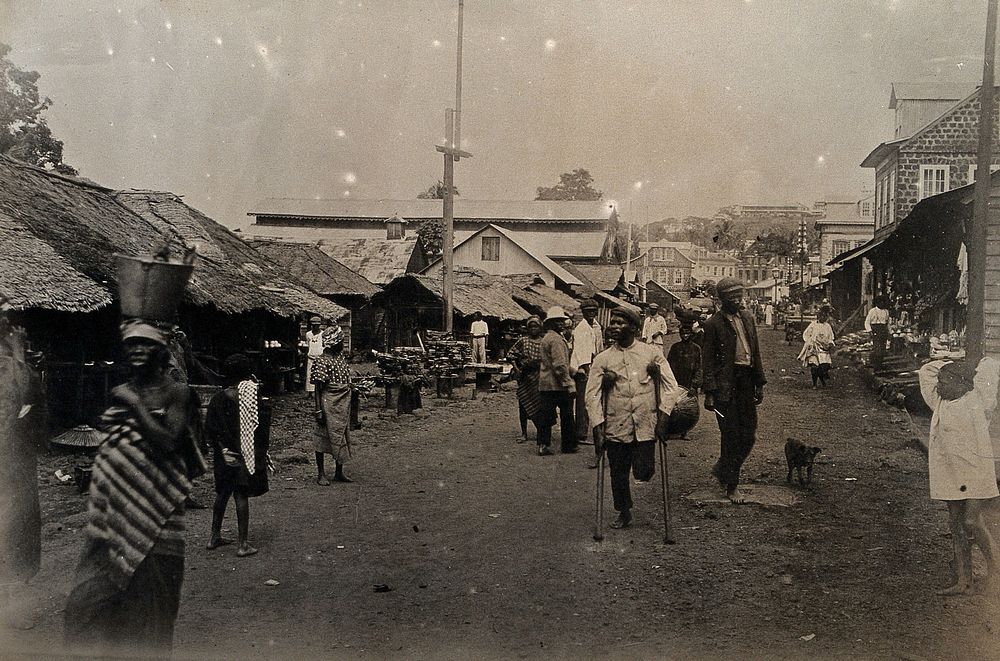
[312,325,354,484]
[64,319,206,656]
[701,278,766,504]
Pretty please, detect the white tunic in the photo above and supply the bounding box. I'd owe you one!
[918,357,1000,501]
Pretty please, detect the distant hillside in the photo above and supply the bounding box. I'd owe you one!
[633,213,819,257]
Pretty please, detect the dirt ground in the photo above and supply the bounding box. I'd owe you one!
[5,329,1000,659]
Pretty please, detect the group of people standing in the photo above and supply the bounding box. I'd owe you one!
[509,278,769,516]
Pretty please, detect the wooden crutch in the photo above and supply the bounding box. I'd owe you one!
[593,448,605,541]
[650,361,676,545]
[593,369,615,542]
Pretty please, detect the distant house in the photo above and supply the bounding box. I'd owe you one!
[642,241,737,283]
[644,280,683,312]
[246,198,611,259]
[316,236,427,286]
[421,224,582,289]
[634,241,695,291]
[814,201,874,276]
[861,82,1000,242]
[831,82,1000,316]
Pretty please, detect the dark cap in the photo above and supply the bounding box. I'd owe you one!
[715,277,745,296]
[610,306,642,328]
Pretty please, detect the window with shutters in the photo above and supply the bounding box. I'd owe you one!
[481,236,500,261]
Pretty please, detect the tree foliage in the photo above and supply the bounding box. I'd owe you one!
[535,168,603,201]
[416,180,459,199]
[417,219,444,258]
[0,43,76,175]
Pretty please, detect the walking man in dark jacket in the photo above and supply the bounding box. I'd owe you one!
[701,278,766,503]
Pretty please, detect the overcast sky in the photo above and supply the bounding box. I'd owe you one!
[0,0,991,229]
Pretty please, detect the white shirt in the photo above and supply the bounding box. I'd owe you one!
[305,330,324,357]
[570,319,603,371]
[642,314,668,345]
[585,340,682,443]
[864,306,890,332]
[471,320,489,338]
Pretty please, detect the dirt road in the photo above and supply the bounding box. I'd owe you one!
[6,329,1000,659]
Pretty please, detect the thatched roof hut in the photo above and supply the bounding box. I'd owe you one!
[0,157,344,321]
[503,273,582,319]
[248,240,379,298]
[372,269,528,349]
[115,191,347,321]
[0,210,112,313]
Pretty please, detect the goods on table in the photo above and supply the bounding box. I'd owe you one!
[425,331,471,379]
[373,347,425,379]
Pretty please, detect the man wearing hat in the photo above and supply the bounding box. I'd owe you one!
[701,277,766,504]
[642,304,668,350]
[571,299,604,465]
[587,306,681,528]
[537,306,576,455]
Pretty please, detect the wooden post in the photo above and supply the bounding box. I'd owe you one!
[443,109,456,333]
[433,0,473,334]
[453,0,464,163]
[969,0,999,363]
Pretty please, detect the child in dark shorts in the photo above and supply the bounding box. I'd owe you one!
[205,354,272,557]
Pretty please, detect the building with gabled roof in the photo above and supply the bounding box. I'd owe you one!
[421,224,582,289]
[247,198,611,259]
[861,83,1000,242]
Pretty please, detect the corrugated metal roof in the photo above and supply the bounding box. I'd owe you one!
[318,237,419,285]
[249,198,612,222]
[249,240,380,297]
[889,82,972,107]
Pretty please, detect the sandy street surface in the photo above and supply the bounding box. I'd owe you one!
[4,329,1000,660]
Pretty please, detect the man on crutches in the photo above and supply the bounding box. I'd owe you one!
[587,308,682,532]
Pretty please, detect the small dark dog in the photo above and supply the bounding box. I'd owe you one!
[785,438,822,486]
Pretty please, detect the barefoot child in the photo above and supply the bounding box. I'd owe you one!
[205,354,272,557]
[918,357,1000,595]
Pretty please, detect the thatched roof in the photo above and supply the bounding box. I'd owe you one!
[115,191,347,320]
[559,262,624,293]
[318,237,420,285]
[374,270,529,321]
[248,240,379,298]
[501,274,582,318]
[0,156,343,319]
[0,211,113,312]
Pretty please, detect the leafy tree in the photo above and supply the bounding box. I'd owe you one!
[416,180,459,199]
[415,181,460,256]
[535,168,603,201]
[0,43,76,175]
[417,219,444,258]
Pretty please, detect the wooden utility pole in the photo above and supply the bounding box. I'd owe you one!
[969,0,998,362]
[435,1,472,333]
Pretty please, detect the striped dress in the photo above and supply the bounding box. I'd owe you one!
[508,336,543,419]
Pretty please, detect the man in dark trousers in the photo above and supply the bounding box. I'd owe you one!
[701,278,766,504]
[587,308,680,528]
[537,306,576,456]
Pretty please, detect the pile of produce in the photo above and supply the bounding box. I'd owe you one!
[372,347,426,382]
[425,330,471,378]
